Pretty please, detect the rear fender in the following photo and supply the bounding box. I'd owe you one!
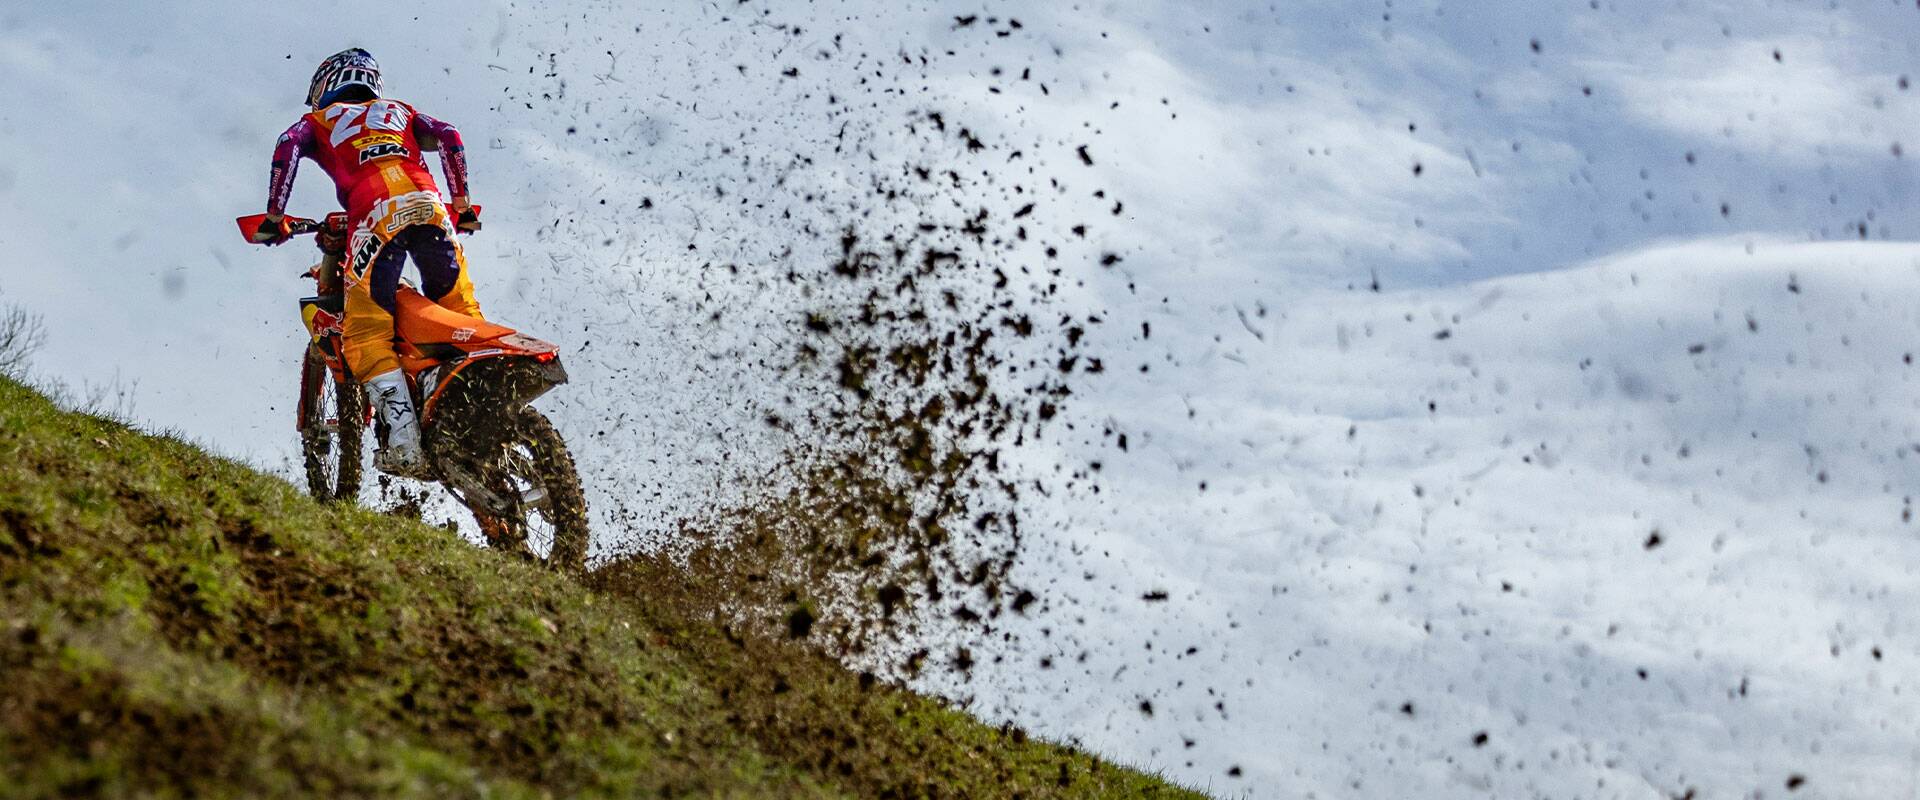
[420,347,567,425]
[421,354,568,448]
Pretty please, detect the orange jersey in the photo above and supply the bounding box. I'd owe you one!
[267,98,470,226]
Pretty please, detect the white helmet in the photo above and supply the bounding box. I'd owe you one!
[306,48,382,109]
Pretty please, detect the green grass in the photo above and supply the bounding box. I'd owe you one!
[0,377,1201,799]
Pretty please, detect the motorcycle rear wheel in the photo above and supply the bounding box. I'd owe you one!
[298,346,366,502]
[468,407,589,572]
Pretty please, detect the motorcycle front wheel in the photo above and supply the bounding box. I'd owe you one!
[298,345,365,502]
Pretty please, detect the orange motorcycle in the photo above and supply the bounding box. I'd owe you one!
[237,212,589,570]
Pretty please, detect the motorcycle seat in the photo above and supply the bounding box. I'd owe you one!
[393,286,517,345]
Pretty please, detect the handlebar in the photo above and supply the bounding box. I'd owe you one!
[235,206,482,245]
[234,213,322,243]
[285,218,324,236]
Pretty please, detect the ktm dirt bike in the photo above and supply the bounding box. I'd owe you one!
[237,211,590,571]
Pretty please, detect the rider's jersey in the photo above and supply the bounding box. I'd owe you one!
[267,98,469,228]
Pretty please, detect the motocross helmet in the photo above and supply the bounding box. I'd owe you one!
[306,48,382,109]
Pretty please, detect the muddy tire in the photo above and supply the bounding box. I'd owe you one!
[299,347,365,502]
[468,407,589,572]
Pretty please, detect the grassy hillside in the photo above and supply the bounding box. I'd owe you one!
[0,376,1200,799]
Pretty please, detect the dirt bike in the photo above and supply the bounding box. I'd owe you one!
[236,211,590,571]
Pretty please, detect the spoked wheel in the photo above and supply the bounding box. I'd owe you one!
[462,407,589,572]
[298,346,365,502]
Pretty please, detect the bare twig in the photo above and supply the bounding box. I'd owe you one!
[0,301,46,378]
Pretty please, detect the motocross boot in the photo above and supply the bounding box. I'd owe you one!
[367,370,431,478]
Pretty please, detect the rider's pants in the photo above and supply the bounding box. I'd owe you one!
[342,222,483,380]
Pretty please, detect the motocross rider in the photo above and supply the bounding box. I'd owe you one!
[253,48,484,478]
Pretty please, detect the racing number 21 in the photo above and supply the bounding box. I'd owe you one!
[325,100,411,147]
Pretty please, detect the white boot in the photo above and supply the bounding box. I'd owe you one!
[366,370,430,478]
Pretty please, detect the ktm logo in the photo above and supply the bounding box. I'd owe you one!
[350,229,379,270]
[359,142,410,163]
[451,328,476,342]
